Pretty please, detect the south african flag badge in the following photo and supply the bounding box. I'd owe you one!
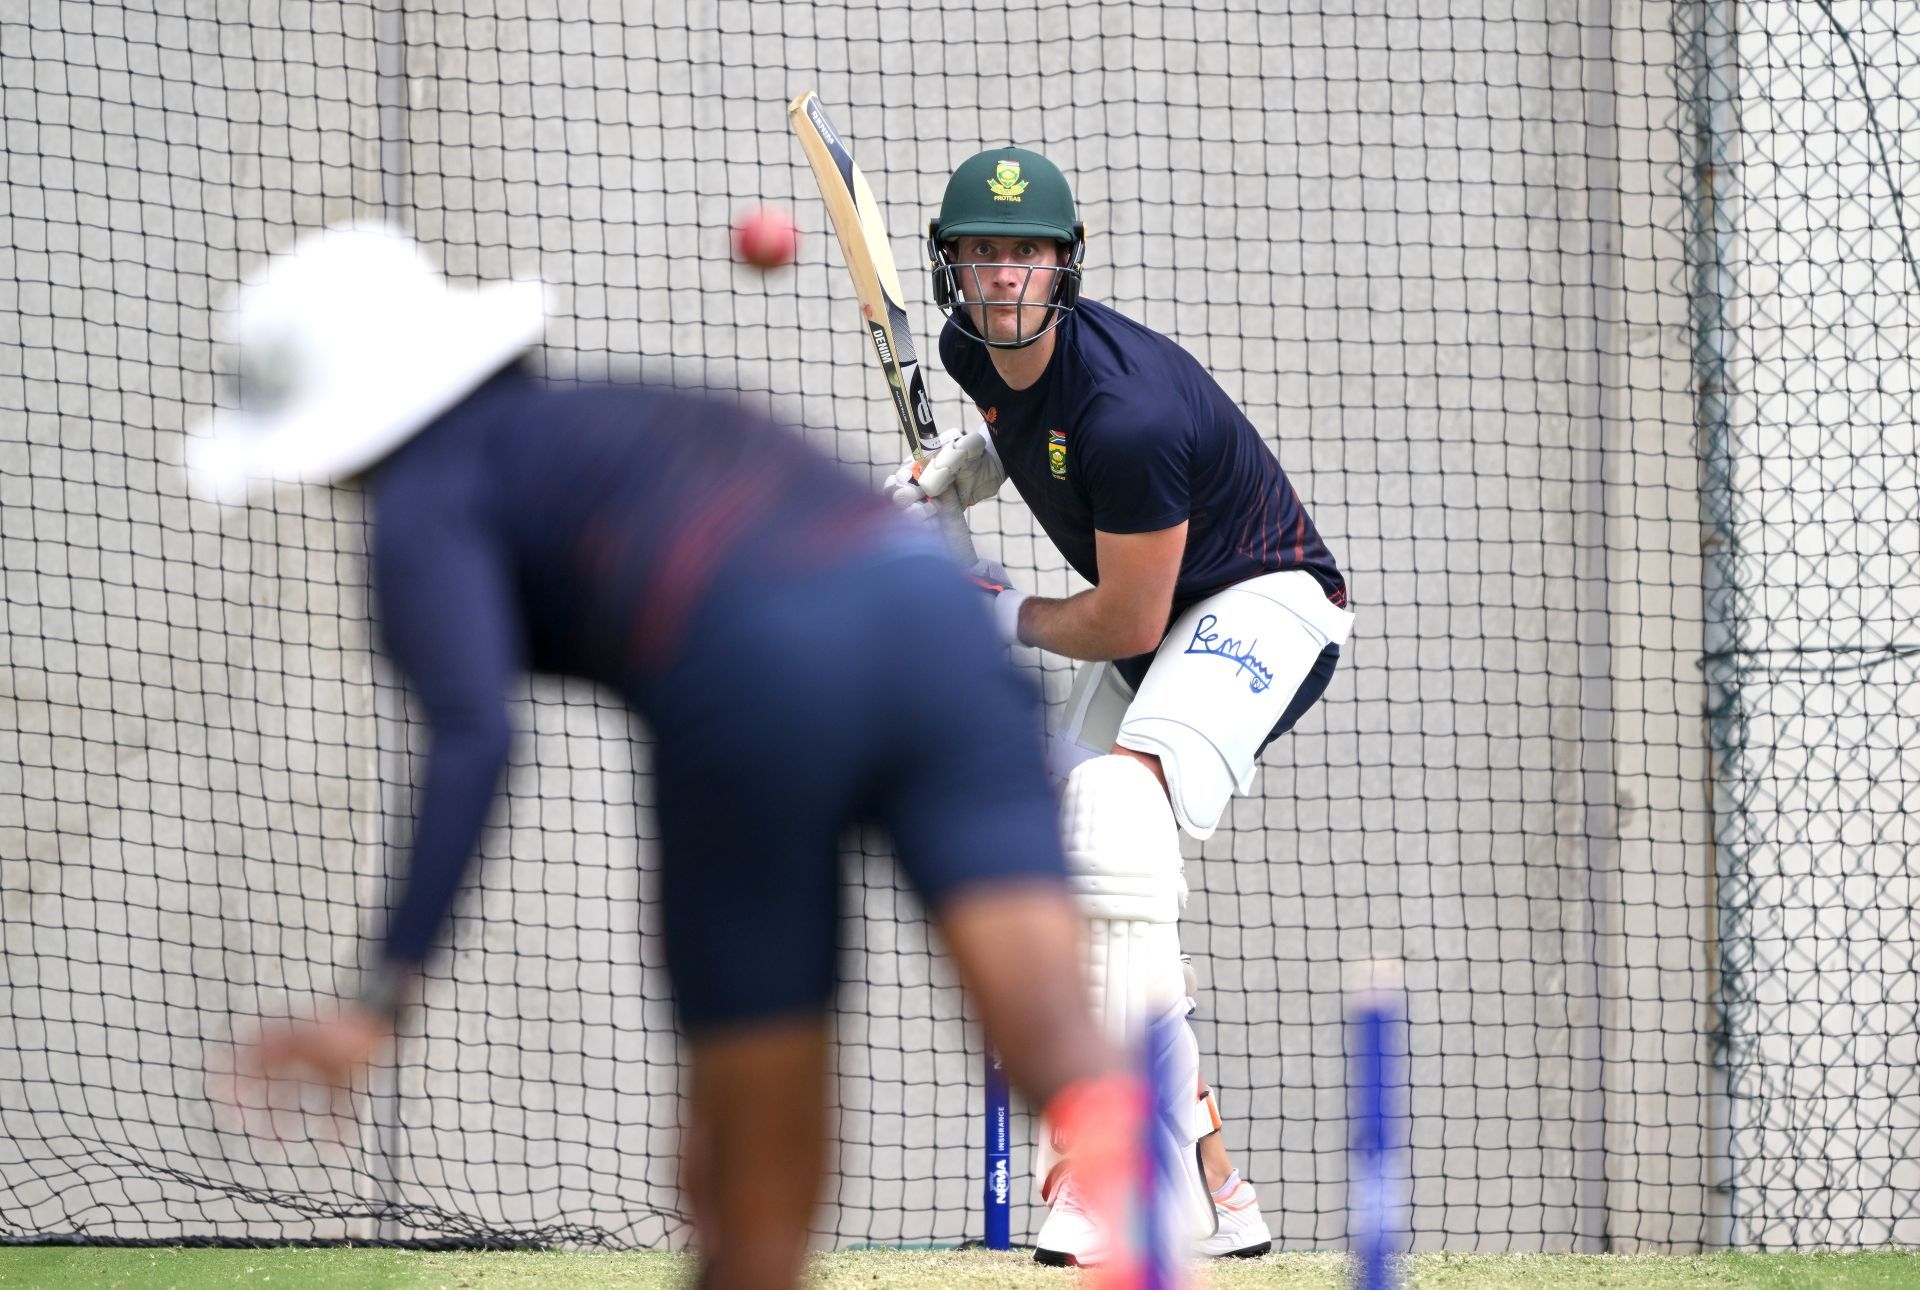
[1047,428,1067,480]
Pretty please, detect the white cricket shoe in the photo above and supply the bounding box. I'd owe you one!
[1199,1175,1273,1258]
[1034,1148,1220,1267]
[1032,1173,1107,1267]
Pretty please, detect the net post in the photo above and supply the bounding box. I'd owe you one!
[984,1048,1011,1250]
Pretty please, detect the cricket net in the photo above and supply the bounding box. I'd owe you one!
[1,0,1913,1253]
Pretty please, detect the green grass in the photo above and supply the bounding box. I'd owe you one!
[0,1248,1914,1290]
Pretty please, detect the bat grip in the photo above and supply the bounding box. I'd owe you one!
[934,489,978,564]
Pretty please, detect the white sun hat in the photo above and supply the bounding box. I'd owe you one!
[189,223,548,502]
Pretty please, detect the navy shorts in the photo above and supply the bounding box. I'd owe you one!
[1260,641,1340,753]
[633,550,1067,1032]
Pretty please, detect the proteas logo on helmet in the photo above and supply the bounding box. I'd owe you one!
[988,160,1029,201]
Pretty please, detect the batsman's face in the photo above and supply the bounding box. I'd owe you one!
[947,237,1069,345]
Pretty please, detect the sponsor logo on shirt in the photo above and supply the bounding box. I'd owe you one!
[1047,428,1067,480]
[989,160,1029,201]
[978,404,997,425]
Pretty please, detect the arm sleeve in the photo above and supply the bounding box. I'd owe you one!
[371,505,522,969]
[1075,388,1194,533]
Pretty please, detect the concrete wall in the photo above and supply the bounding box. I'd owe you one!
[1,0,1728,1251]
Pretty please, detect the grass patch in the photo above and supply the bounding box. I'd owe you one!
[0,1247,1913,1289]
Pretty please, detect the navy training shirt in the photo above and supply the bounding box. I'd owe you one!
[939,298,1346,616]
[366,365,903,968]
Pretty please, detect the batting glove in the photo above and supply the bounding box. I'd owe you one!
[968,558,1030,648]
[881,423,1006,521]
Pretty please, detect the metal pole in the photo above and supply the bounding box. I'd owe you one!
[369,1,414,1241]
[374,0,413,218]
[1574,0,1624,1254]
[1689,0,1743,1252]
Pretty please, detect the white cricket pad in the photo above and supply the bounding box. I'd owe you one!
[1044,660,1137,786]
[1118,569,1355,839]
[1059,755,1189,1033]
[1037,755,1203,1203]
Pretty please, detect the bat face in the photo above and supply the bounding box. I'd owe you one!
[789,91,941,459]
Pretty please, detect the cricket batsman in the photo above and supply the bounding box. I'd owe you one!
[196,226,1158,1290]
[885,148,1355,1265]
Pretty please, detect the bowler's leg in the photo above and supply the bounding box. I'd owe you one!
[932,879,1119,1104]
[684,1017,830,1290]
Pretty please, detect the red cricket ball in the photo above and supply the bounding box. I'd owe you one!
[732,206,799,269]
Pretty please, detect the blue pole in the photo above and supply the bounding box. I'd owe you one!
[1143,1008,1186,1290]
[985,1050,1011,1250]
[1349,961,1406,1290]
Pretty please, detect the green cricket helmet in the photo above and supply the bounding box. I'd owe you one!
[927,148,1087,349]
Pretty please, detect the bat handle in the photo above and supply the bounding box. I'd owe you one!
[935,490,978,564]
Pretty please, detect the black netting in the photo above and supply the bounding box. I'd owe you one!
[1684,0,1920,1250]
[1,0,1911,1254]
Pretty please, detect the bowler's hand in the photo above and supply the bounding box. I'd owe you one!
[217,1000,395,1144]
[248,1004,394,1091]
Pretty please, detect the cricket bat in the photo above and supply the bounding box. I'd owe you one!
[788,90,976,561]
